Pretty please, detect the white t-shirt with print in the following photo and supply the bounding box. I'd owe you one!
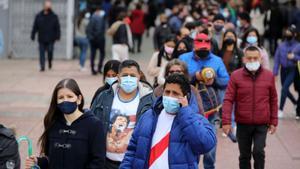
[106,90,140,162]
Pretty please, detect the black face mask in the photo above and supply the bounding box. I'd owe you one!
[286,35,293,41]
[177,50,187,56]
[195,50,209,59]
[214,25,224,32]
[224,38,235,45]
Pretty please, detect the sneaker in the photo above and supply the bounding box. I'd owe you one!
[296,116,300,120]
[80,67,87,72]
[278,110,284,119]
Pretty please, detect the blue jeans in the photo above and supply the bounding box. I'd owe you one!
[39,42,54,70]
[280,67,297,110]
[203,114,217,169]
[218,89,236,128]
[75,37,89,68]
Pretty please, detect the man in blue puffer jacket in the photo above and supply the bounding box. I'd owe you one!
[120,73,217,169]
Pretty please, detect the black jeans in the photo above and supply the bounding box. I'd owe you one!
[237,124,268,169]
[132,33,142,52]
[90,39,105,73]
[39,42,54,70]
[105,158,120,169]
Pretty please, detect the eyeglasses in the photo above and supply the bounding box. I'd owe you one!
[195,39,210,43]
[169,70,183,74]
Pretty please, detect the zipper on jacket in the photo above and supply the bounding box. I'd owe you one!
[252,76,256,124]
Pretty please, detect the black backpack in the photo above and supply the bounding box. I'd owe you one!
[0,124,20,169]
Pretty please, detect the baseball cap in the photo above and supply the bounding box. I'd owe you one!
[194,33,211,50]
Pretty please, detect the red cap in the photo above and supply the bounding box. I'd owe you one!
[194,33,211,50]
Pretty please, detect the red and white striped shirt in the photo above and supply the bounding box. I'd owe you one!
[149,109,175,169]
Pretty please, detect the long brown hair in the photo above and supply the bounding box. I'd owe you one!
[39,78,84,154]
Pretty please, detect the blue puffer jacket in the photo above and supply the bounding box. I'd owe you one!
[179,51,229,89]
[119,97,217,169]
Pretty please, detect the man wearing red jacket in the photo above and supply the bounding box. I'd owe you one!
[222,46,278,169]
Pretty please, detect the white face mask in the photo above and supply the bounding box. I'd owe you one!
[245,61,260,71]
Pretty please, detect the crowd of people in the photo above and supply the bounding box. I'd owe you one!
[20,0,300,169]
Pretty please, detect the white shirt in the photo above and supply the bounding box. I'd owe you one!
[149,109,175,169]
[106,90,140,161]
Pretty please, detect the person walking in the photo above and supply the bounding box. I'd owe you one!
[153,14,172,51]
[179,32,229,169]
[31,0,60,72]
[91,60,154,169]
[222,46,278,169]
[153,59,204,114]
[240,28,270,69]
[86,7,106,75]
[107,12,133,62]
[74,11,89,71]
[273,26,300,118]
[219,29,243,75]
[147,35,177,87]
[130,3,145,53]
[25,78,105,169]
[91,60,121,106]
[119,73,216,169]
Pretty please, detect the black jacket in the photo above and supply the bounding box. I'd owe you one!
[86,11,106,42]
[219,48,244,75]
[31,10,60,43]
[113,24,128,45]
[153,24,172,50]
[90,83,110,107]
[0,125,20,169]
[37,111,105,169]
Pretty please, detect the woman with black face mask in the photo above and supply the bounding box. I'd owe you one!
[25,78,105,169]
[273,26,300,118]
[219,29,243,75]
[172,39,193,59]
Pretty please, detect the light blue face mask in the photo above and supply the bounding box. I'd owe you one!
[120,76,138,93]
[105,77,118,85]
[246,36,258,44]
[162,96,180,114]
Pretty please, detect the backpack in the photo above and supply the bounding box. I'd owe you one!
[196,83,221,120]
[0,124,20,169]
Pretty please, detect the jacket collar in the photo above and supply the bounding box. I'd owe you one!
[152,96,164,116]
[242,66,263,77]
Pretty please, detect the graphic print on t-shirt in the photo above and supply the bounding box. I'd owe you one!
[107,109,136,154]
[106,92,139,161]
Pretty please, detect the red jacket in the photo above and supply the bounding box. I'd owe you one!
[130,10,145,34]
[222,67,278,126]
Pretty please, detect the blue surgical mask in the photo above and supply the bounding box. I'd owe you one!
[236,20,241,27]
[246,36,258,44]
[120,76,138,93]
[162,96,180,114]
[105,77,117,85]
[57,101,77,115]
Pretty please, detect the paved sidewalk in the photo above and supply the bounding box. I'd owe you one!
[1,34,300,169]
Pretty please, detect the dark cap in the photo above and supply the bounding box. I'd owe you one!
[213,13,225,22]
